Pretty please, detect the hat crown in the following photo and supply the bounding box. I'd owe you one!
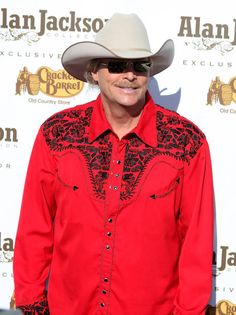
[95,13,152,56]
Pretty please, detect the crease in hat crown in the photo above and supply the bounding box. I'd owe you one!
[95,13,152,57]
[62,13,174,82]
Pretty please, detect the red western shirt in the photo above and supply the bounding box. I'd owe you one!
[14,93,214,315]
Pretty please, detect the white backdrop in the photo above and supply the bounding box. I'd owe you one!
[0,1,236,313]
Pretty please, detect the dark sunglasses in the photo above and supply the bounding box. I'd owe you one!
[99,60,152,74]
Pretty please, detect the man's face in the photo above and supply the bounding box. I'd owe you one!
[91,59,151,109]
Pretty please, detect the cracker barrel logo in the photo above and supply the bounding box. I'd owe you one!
[207,76,236,106]
[207,300,236,315]
[15,66,84,98]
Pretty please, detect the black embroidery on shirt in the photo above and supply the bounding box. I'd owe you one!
[120,110,205,200]
[42,106,205,201]
[17,292,49,314]
[43,107,93,149]
[42,107,112,199]
[156,110,205,160]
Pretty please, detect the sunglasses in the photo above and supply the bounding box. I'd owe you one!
[99,60,152,74]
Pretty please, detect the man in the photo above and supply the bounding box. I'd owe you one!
[13,13,214,315]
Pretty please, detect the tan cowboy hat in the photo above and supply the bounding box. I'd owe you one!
[62,13,174,82]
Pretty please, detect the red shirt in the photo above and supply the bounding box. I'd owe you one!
[14,93,214,315]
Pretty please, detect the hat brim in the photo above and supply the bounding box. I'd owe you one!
[62,39,174,82]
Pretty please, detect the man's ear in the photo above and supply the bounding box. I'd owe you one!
[91,71,99,85]
[91,71,98,82]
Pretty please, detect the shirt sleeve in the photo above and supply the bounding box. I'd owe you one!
[13,127,57,314]
[174,139,214,315]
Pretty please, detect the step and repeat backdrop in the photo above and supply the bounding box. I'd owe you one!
[0,0,236,313]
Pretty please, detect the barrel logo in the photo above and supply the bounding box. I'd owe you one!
[16,66,84,98]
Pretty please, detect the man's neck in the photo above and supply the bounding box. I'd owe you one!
[102,99,145,140]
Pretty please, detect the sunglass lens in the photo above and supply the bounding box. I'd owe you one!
[108,61,126,73]
[133,62,152,73]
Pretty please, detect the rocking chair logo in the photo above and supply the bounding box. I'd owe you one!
[178,16,236,55]
[0,232,14,263]
[207,76,236,111]
[15,66,84,98]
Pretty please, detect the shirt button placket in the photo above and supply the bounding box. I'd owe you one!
[98,142,125,314]
[98,217,115,312]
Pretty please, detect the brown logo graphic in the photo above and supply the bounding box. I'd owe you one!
[207,300,236,315]
[0,8,108,43]
[207,76,236,106]
[16,66,84,98]
[0,127,18,143]
[0,232,14,263]
[212,246,236,276]
[178,16,236,55]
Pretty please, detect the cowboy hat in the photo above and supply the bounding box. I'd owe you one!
[62,13,174,82]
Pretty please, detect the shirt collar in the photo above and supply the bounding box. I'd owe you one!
[131,92,157,147]
[88,92,158,147]
[88,94,112,143]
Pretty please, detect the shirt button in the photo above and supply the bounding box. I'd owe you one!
[106,245,110,250]
[113,186,118,191]
[116,160,121,164]
[115,173,120,177]
[104,277,109,282]
[108,218,112,223]
[107,232,112,237]
[102,290,107,294]
[100,302,105,307]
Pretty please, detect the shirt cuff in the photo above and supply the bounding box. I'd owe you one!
[16,292,49,315]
